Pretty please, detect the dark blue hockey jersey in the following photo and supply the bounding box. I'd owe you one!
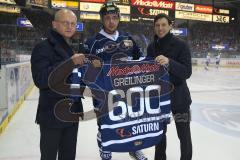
[80,30,172,152]
[80,59,172,152]
[84,30,143,61]
[84,30,144,109]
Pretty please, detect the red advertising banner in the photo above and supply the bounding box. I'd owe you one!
[131,0,174,10]
[195,4,212,14]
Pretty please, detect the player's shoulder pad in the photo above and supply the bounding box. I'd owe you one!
[84,36,97,51]
[119,30,130,37]
[119,31,136,44]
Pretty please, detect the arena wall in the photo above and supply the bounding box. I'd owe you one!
[192,58,240,67]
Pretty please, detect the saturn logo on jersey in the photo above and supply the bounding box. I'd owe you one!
[132,122,160,135]
[116,128,132,138]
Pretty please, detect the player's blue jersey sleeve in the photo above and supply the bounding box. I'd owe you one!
[127,33,144,59]
[84,37,96,55]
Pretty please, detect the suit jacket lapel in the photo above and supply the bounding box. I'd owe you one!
[53,43,69,60]
[48,34,69,60]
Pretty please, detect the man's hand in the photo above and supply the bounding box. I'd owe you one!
[155,55,169,65]
[92,59,102,68]
[71,53,85,66]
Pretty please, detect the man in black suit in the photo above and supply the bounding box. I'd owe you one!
[147,14,192,160]
[31,9,85,160]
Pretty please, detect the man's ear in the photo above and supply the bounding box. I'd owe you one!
[52,21,57,29]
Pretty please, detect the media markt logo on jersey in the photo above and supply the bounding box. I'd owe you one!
[107,63,159,76]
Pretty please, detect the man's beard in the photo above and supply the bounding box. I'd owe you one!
[104,27,117,34]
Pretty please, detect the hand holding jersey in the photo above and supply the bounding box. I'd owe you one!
[71,53,86,66]
[155,55,169,65]
[92,59,102,68]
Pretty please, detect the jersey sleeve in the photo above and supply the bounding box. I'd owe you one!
[83,37,96,54]
[128,34,144,60]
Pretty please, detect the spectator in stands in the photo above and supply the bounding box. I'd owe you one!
[147,14,192,160]
[189,22,240,57]
[31,9,85,160]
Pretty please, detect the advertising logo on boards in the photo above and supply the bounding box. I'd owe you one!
[0,0,15,4]
[175,2,194,12]
[137,7,169,16]
[131,6,169,21]
[213,14,229,23]
[29,0,48,7]
[214,8,229,15]
[195,4,213,14]
[131,0,174,10]
[80,0,105,3]
[175,10,212,22]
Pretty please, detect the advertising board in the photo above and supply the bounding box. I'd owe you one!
[175,10,212,22]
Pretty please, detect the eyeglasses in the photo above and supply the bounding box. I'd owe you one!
[57,21,77,28]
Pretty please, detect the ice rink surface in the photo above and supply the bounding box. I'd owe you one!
[0,66,240,160]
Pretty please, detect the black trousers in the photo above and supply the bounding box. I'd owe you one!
[155,109,192,160]
[40,124,79,160]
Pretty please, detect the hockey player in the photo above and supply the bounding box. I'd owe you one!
[205,53,211,70]
[84,2,147,160]
[215,53,221,69]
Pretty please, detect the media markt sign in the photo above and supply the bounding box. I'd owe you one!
[131,0,175,10]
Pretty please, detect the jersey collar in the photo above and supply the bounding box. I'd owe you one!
[99,29,119,41]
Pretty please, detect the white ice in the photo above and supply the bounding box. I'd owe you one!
[0,67,240,160]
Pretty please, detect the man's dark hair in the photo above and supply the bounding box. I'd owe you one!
[154,13,172,25]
